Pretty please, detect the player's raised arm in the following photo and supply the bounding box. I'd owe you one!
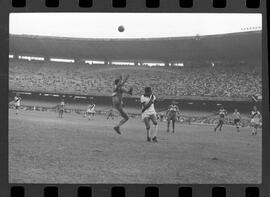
[121,74,130,86]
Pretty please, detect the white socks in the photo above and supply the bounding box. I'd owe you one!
[151,124,158,138]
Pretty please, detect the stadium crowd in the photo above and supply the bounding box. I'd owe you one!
[9,60,261,99]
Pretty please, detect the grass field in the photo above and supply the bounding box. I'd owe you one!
[9,109,261,184]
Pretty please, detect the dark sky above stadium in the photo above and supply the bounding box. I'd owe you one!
[10,13,261,39]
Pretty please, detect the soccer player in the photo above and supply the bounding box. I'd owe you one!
[59,99,65,119]
[141,87,158,142]
[112,75,133,134]
[233,108,241,132]
[250,106,261,135]
[86,100,96,120]
[107,109,115,120]
[13,94,22,115]
[166,101,181,133]
[159,112,165,122]
[214,106,227,132]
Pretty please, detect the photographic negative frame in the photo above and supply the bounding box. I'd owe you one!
[0,0,269,197]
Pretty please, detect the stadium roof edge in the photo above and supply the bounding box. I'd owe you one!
[9,30,261,42]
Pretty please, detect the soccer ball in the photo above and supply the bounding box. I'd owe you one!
[118,26,125,32]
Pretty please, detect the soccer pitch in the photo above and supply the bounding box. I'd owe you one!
[9,110,261,184]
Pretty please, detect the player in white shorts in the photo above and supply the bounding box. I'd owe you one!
[13,94,22,115]
[59,99,65,119]
[250,106,261,135]
[166,101,181,133]
[233,108,241,132]
[86,101,96,120]
[141,87,158,142]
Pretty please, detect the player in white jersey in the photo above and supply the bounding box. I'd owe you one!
[141,87,158,142]
[58,99,65,119]
[13,94,22,115]
[166,101,180,133]
[233,108,241,132]
[86,101,96,120]
[250,106,261,135]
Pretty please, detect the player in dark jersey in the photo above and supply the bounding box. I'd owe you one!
[166,101,180,133]
[214,106,227,132]
[250,106,261,135]
[112,75,133,134]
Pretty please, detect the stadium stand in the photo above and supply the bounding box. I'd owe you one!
[9,59,261,99]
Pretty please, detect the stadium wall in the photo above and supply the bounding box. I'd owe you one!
[9,90,261,114]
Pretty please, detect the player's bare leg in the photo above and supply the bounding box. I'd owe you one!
[167,120,170,133]
[252,125,258,135]
[172,120,175,133]
[214,121,221,132]
[113,107,129,135]
[236,122,240,132]
[144,118,151,142]
[219,123,223,131]
[150,115,158,142]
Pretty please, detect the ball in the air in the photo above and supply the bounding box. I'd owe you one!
[118,26,125,32]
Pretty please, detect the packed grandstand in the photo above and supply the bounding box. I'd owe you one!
[9,60,261,99]
[9,31,262,101]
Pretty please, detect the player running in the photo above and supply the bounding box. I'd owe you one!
[141,87,158,142]
[233,108,241,132]
[112,75,133,134]
[250,106,261,135]
[166,101,181,133]
[86,100,96,120]
[58,99,65,119]
[214,106,227,132]
[13,94,22,115]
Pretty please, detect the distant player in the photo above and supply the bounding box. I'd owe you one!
[59,99,65,119]
[233,108,241,132]
[112,75,133,134]
[86,101,96,120]
[214,106,227,132]
[13,94,22,115]
[250,106,261,135]
[159,112,165,122]
[107,109,115,120]
[166,101,181,133]
[141,87,158,142]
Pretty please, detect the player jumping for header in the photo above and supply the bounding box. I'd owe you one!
[141,87,158,142]
[233,108,241,132]
[112,75,133,134]
[250,106,261,135]
[214,106,227,132]
[166,100,181,133]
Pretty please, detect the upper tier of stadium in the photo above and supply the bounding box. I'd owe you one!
[10,31,261,62]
